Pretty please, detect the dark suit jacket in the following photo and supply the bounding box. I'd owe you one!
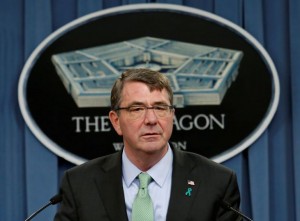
[54,148,241,221]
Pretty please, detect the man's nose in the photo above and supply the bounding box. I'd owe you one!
[144,108,158,124]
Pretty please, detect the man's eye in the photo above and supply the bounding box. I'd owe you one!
[154,106,168,111]
[129,107,145,112]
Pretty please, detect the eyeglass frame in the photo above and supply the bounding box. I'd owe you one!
[113,104,175,119]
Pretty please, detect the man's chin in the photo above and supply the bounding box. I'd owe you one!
[140,142,168,154]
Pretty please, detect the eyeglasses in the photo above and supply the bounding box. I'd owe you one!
[114,104,174,120]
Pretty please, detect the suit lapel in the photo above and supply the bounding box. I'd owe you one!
[166,149,201,221]
[93,151,128,221]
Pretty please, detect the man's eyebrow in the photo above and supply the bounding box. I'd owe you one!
[126,101,170,106]
[126,101,144,106]
[152,101,170,106]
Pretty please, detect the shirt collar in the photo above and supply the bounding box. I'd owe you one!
[122,145,173,188]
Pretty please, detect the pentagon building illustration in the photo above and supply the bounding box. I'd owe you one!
[51,37,243,108]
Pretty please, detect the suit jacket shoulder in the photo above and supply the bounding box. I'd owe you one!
[55,151,128,221]
[167,148,241,221]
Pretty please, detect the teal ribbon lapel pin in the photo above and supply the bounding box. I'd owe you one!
[185,187,192,196]
[185,180,195,197]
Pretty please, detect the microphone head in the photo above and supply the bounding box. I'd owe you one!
[50,194,62,205]
[219,199,232,209]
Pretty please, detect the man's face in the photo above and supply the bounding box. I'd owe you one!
[109,81,174,157]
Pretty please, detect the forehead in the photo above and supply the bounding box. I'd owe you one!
[121,81,170,104]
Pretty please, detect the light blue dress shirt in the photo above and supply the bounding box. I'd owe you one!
[122,145,173,221]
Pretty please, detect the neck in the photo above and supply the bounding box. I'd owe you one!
[125,146,168,171]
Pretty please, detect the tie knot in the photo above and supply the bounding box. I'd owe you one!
[138,172,152,189]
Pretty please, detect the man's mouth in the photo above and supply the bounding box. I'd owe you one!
[142,133,160,138]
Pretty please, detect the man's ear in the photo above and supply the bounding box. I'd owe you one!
[109,110,123,136]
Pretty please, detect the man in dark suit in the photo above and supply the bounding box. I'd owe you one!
[54,68,241,221]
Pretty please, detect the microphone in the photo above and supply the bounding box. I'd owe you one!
[219,199,253,221]
[25,194,62,221]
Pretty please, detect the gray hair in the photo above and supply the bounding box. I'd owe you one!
[110,68,173,110]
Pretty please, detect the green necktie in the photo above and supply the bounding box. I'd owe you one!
[132,172,154,221]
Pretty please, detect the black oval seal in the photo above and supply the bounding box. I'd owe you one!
[18,4,279,165]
